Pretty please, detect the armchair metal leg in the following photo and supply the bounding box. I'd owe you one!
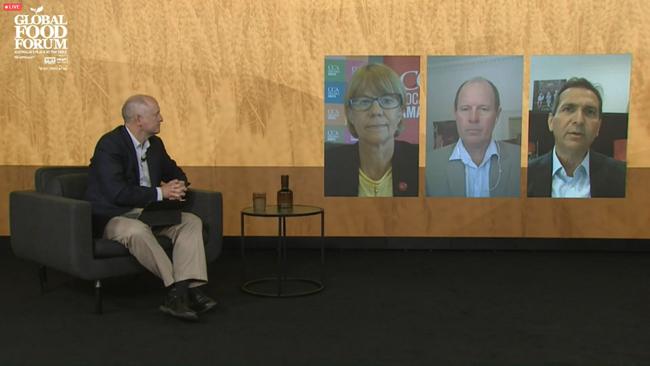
[94,280,103,315]
[38,266,47,293]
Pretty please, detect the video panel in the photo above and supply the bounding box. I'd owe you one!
[425,56,523,198]
[527,55,631,198]
[324,56,420,197]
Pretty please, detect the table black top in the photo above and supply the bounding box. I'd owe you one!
[241,204,323,218]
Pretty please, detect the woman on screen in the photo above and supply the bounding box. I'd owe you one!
[324,63,418,197]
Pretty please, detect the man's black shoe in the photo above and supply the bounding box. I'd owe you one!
[188,287,218,313]
[160,290,199,321]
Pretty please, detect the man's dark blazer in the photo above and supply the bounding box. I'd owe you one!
[324,140,418,196]
[527,149,626,198]
[85,125,187,234]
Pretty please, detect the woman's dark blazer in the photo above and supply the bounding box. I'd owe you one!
[324,140,419,196]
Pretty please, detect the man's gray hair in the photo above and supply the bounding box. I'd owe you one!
[121,94,154,123]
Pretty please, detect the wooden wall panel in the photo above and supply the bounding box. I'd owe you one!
[2,1,650,240]
[0,166,42,237]
[1,0,649,167]
[4,165,650,239]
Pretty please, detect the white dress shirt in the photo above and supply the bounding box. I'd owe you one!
[125,126,162,200]
[450,140,499,198]
[551,147,590,198]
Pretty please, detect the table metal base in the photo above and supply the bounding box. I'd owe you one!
[241,277,324,297]
[240,205,326,298]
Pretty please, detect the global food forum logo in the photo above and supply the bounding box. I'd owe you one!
[13,5,68,71]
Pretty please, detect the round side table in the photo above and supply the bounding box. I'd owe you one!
[240,204,325,297]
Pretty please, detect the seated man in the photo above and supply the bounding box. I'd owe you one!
[85,94,217,321]
[527,77,626,198]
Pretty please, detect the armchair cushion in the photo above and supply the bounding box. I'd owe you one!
[49,173,88,200]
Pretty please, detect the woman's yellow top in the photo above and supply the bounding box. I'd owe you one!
[358,167,393,197]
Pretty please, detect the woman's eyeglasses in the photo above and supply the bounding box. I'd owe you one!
[348,94,402,111]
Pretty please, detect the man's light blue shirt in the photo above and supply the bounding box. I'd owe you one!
[450,140,499,198]
[125,126,162,201]
[551,147,590,198]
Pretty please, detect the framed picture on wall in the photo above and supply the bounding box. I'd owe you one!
[532,79,566,113]
[431,120,458,149]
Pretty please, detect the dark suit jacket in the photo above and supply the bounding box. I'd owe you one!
[527,149,626,198]
[324,140,419,196]
[85,125,187,234]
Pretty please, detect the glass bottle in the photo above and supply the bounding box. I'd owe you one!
[277,175,293,210]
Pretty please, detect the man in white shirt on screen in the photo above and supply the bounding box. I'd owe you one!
[527,77,626,198]
[426,77,520,197]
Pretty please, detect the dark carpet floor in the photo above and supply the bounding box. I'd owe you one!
[1,238,650,366]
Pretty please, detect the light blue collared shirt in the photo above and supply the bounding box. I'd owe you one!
[450,140,499,198]
[125,126,162,201]
[551,147,590,198]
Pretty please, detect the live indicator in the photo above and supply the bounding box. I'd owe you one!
[3,3,23,11]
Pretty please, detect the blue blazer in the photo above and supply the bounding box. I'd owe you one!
[85,125,187,234]
[527,149,626,198]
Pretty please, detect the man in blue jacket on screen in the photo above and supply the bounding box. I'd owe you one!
[85,94,217,321]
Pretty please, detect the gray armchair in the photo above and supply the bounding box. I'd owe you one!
[10,166,223,314]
